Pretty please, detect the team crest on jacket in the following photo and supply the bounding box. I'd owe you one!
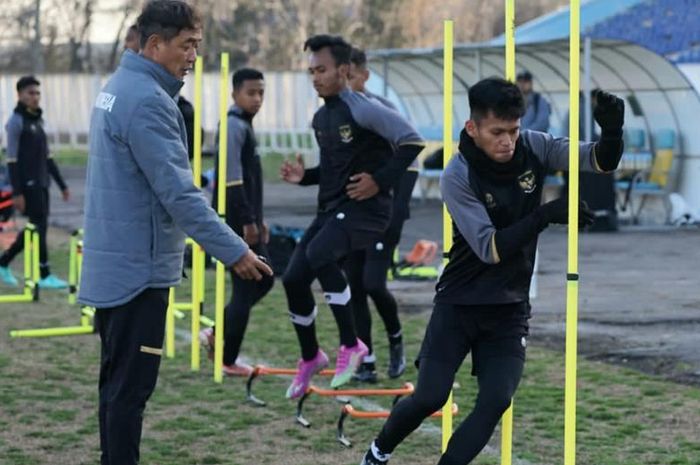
[485,192,497,209]
[339,124,353,143]
[518,170,536,194]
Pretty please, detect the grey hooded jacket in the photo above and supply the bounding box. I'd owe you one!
[79,51,248,308]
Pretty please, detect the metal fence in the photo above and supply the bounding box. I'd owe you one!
[0,71,321,155]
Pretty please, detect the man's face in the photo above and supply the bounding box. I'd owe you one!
[19,85,41,111]
[233,79,265,115]
[124,29,139,52]
[516,79,532,95]
[347,63,369,92]
[147,27,201,80]
[466,112,520,163]
[308,47,348,97]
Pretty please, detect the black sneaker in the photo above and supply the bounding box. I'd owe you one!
[360,448,388,465]
[353,362,378,383]
[387,342,406,378]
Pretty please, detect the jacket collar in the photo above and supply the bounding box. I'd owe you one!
[458,128,525,182]
[120,49,184,98]
[229,105,254,123]
[14,101,43,121]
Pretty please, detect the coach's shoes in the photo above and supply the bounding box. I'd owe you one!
[387,341,406,379]
[360,443,390,465]
[331,339,368,388]
[286,349,329,399]
[38,274,68,289]
[0,266,18,286]
[353,361,378,383]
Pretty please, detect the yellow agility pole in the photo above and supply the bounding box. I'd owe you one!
[441,19,454,453]
[1,223,38,303]
[68,231,78,305]
[166,288,176,358]
[505,0,516,81]
[191,55,204,371]
[501,1,516,464]
[214,52,230,383]
[10,325,94,338]
[565,1,581,465]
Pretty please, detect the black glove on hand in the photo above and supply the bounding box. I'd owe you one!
[539,196,596,227]
[593,90,625,171]
[594,90,625,137]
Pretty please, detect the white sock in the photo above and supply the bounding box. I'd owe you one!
[371,440,391,461]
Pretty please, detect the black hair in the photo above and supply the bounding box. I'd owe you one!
[17,75,40,92]
[303,35,352,66]
[350,47,367,67]
[516,70,533,81]
[136,0,201,49]
[232,68,264,90]
[468,77,525,122]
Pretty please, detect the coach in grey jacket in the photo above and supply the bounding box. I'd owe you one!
[80,2,272,464]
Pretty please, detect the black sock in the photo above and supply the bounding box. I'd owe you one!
[40,264,50,279]
[389,332,403,346]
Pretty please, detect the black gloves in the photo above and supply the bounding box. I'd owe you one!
[594,90,625,136]
[593,90,625,172]
[493,196,595,263]
[539,196,595,227]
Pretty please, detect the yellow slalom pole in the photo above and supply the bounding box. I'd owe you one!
[191,55,204,371]
[501,2,516,465]
[505,0,516,81]
[565,1,581,465]
[441,19,454,453]
[32,226,40,300]
[214,52,230,383]
[68,231,78,305]
[166,288,175,358]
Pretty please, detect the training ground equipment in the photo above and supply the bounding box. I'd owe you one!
[337,403,459,448]
[246,364,336,406]
[294,383,416,429]
[164,55,207,371]
[9,229,96,338]
[0,223,39,304]
[394,240,439,281]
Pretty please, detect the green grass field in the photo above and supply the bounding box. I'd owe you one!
[1,237,700,465]
[51,148,288,184]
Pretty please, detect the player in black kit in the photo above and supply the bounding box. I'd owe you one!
[360,77,625,465]
[279,35,424,399]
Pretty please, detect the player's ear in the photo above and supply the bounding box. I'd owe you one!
[466,119,478,138]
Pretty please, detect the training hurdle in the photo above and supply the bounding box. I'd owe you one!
[10,229,96,338]
[295,383,416,428]
[0,223,39,304]
[246,365,336,406]
[337,403,459,448]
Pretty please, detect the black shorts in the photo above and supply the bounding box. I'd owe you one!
[315,196,392,251]
[417,301,531,375]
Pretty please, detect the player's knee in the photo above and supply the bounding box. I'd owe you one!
[282,269,304,290]
[412,387,451,415]
[476,388,513,418]
[363,278,388,297]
